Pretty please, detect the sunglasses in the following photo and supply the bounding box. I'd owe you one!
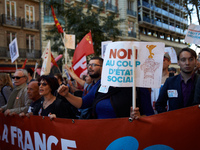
[12,76,25,80]
[38,82,48,86]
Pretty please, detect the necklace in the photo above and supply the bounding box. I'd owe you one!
[43,96,55,109]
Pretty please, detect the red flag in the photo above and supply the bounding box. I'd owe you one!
[73,55,87,78]
[21,58,27,69]
[72,31,94,65]
[51,53,59,67]
[51,6,64,33]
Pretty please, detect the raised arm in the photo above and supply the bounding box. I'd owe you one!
[58,84,83,108]
[65,64,85,87]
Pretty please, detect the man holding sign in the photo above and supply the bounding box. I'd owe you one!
[58,56,147,119]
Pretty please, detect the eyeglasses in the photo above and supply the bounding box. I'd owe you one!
[38,82,48,86]
[87,63,102,68]
[12,76,25,80]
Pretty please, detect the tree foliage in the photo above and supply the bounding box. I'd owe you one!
[184,0,200,25]
[45,0,123,59]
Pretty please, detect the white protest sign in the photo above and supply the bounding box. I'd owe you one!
[9,38,19,63]
[184,24,200,45]
[101,42,165,88]
[41,41,51,75]
[164,47,177,63]
[64,33,76,49]
[101,41,112,59]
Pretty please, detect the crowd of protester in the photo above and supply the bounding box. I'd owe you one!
[0,47,199,120]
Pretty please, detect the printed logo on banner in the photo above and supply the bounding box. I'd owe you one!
[140,45,160,86]
[106,136,174,150]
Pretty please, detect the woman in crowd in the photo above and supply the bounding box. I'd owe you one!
[33,75,75,119]
[0,73,13,107]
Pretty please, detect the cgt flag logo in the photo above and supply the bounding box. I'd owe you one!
[73,55,87,78]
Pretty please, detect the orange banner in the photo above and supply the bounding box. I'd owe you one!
[0,105,200,150]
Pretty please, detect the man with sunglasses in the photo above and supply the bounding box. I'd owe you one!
[0,69,31,116]
[155,48,199,113]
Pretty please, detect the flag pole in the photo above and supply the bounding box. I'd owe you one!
[61,32,70,66]
[33,62,38,79]
[15,61,18,70]
[57,66,62,74]
[129,45,136,122]
[132,46,136,109]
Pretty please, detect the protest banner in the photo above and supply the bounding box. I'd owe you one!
[184,24,200,45]
[101,41,112,59]
[64,33,75,49]
[41,41,51,76]
[0,105,199,150]
[101,42,165,88]
[9,38,19,63]
[164,47,177,63]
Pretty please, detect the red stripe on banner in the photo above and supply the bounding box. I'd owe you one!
[0,105,200,150]
[188,29,200,33]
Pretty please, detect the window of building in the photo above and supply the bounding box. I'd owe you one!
[25,5,35,22]
[7,31,16,49]
[26,34,35,53]
[127,0,133,10]
[159,33,165,39]
[128,21,135,37]
[166,34,171,41]
[139,27,147,34]
[107,0,113,8]
[5,0,16,18]
[44,0,64,23]
[147,29,152,36]
[152,31,157,37]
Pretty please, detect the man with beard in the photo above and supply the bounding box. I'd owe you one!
[155,48,199,113]
[58,57,146,119]
[57,57,102,118]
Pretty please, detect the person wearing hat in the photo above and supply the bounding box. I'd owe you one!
[155,47,199,113]
[150,52,171,114]
[162,52,171,84]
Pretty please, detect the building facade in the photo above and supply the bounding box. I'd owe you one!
[0,0,188,73]
[137,0,187,52]
[0,0,41,73]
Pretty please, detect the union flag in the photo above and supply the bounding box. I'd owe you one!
[51,5,64,33]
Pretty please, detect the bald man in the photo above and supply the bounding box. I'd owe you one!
[19,81,43,117]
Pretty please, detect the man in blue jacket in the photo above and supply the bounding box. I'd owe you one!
[155,47,199,113]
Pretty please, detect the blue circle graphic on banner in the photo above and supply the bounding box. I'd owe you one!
[144,144,174,150]
[106,136,139,150]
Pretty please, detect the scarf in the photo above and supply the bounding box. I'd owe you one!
[6,83,27,109]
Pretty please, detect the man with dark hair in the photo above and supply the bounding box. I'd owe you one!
[155,47,199,113]
[25,67,34,83]
[58,57,148,119]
